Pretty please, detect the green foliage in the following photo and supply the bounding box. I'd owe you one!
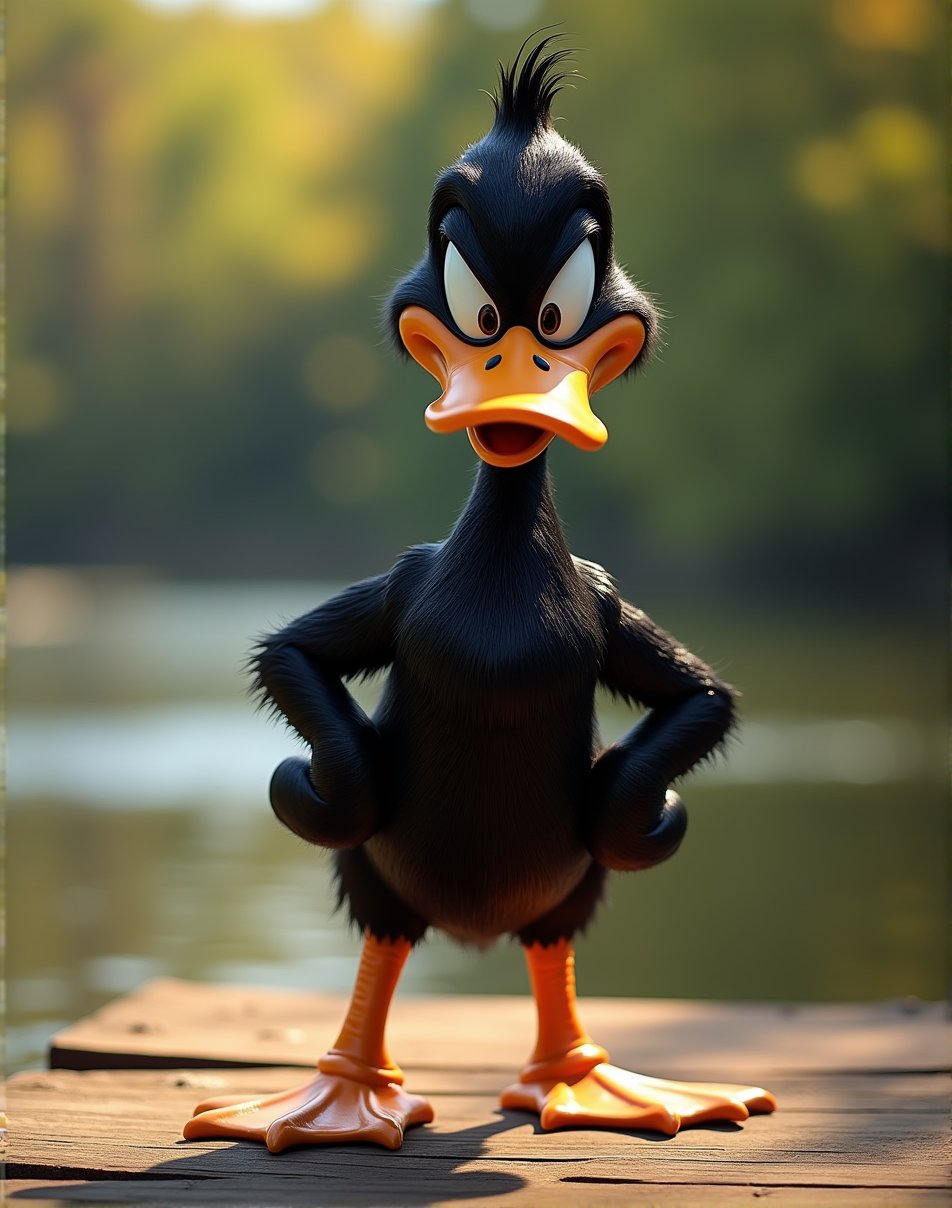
[10,0,945,609]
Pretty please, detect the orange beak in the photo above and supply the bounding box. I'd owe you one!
[398,308,646,468]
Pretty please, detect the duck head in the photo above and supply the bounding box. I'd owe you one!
[386,36,658,468]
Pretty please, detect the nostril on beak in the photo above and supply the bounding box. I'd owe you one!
[484,354,502,370]
[533,355,550,371]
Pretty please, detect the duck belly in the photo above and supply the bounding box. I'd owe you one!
[366,705,596,943]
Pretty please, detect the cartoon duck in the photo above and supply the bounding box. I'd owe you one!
[185,36,775,1152]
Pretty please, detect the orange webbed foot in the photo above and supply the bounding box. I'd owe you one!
[513,941,776,1136]
[183,1071,434,1152]
[501,1063,776,1135]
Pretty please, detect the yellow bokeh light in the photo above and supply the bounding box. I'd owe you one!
[11,107,71,231]
[854,106,942,184]
[792,138,866,210]
[275,199,385,286]
[831,0,938,51]
[15,1,434,321]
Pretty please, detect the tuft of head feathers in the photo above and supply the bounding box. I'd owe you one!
[385,31,659,369]
[490,31,578,134]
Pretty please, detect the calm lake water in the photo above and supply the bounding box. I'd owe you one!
[8,571,948,1072]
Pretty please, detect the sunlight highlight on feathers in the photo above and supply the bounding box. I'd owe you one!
[490,31,580,133]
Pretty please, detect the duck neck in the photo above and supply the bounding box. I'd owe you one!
[443,453,573,570]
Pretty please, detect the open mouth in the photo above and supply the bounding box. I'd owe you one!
[401,307,647,468]
[472,423,552,462]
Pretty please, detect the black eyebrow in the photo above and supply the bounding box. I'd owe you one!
[541,209,601,293]
[441,204,601,308]
[439,207,501,301]
[428,171,478,249]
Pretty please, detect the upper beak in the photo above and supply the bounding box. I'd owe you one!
[398,308,646,467]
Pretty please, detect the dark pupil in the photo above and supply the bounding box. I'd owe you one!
[477,305,498,336]
[541,303,561,336]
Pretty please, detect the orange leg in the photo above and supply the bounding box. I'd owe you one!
[183,933,433,1152]
[500,939,776,1134]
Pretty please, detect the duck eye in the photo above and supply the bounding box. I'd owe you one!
[537,239,595,343]
[478,304,499,336]
[443,241,501,341]
[539,303,561,336]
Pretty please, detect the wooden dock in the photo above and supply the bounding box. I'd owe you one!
[5,979,949,1205]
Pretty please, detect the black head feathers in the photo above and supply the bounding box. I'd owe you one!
[387,35,657,368]
[490,33,577,135]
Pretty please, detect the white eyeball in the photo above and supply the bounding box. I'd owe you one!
[537,239,595,343]
[443,241,500,340]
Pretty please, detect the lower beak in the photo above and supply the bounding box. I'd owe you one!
[398,309,646,468]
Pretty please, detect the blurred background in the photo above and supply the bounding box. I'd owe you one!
[9,0,947,1071]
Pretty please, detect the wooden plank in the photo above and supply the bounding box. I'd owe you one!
[6,1067,949,1191]
[49,979,949,1076]
[19,1066,946,1112]
[7,1178,952,1207]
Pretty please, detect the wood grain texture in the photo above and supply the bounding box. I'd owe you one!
[12,984,951,1206]
[6,1066,949,1190]
[49,978,948,1076]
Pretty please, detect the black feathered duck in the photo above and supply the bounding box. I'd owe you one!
[185,38,776,1152]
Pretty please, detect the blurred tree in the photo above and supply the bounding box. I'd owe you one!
[10,0,945,613]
